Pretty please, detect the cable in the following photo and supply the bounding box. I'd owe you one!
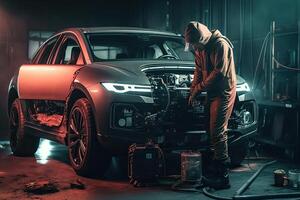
[251,32,270,90]
[244,139,255,171]
[171,179,203,192]
[257,30,270,90]
[157,145,166,177]
[163,80,171,112]
[273,57,300,71]
[203,187,232,200]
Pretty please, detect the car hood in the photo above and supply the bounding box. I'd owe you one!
[91,60,246,85]
[88,60,193,84]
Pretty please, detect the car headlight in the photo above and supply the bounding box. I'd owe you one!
[101,83,152,93]
[240,110,253,125]
[236,82,251,92]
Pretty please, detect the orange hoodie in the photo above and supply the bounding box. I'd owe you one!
[190,26,236,97]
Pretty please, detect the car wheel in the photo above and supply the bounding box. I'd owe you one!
[9,98,40,156]
[229,140,249,166]
[68,98,111,177]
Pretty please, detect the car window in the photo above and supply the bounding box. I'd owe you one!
[55,37,84,65]
[86,34,194,62]
[37,36,59,64]
[164,41,193,61]
[92,45,124,60]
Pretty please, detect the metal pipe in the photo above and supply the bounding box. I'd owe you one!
[234,192,300,200]
[270,21,275,101]
[235,160,277,196]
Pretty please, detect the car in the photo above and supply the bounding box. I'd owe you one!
[7,27,258,177]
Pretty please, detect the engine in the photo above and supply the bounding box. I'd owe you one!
[147,72,207,131]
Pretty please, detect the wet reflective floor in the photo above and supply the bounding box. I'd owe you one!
[0,139,299,200]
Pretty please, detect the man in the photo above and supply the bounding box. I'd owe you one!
[184,21,237,189]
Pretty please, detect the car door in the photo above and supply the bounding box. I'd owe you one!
[18,33,86,101]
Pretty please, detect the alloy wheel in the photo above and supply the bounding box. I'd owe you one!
[68,107,88,167]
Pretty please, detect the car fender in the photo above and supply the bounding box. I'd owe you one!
[68,80,112,141]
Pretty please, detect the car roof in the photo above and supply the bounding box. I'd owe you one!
[62,27,180,37]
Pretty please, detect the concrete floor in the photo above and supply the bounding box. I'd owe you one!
[0,139,300,200]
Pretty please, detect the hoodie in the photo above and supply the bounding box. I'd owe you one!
[190,27,237,96]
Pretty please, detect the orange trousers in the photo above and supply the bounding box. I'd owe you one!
[208,87,236,160]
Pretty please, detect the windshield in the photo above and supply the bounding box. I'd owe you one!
[85,33,194,62]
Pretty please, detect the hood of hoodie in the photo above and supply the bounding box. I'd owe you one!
[185,21,212,45]
[206,29,234,49]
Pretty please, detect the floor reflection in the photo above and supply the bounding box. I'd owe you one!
[33,139,68,164]
[35,139,53,164]
[0,139,68,164]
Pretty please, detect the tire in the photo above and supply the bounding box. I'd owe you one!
[9,98,40,156]
[229,140,249,166]
[67,98,111,177]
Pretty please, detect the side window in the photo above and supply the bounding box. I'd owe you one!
[37,36,59,64]
[28,31,54,60]
[55,37,84,65]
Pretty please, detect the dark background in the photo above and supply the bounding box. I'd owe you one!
[0,0,300,138]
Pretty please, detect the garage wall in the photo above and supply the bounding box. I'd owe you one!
[203,0,300,87]
[138,0,203,34]
[0,4,28,138]
[138,0,300,96]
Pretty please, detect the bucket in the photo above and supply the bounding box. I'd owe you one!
[181,151,202,182]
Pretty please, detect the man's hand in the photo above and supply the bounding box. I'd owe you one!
[188,95,194,106]
[188,89,197,106]
[188,84,203,106]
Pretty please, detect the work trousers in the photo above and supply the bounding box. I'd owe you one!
[208,87,236,161]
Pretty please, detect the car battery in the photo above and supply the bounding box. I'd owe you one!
[128,143,163,183]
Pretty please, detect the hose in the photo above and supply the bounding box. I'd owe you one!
[203,187,232,200]
[202,160,300,200]
[171,179,203,193]
[162,79,171,112]
[235,160,276,196]
[252,32,270,90]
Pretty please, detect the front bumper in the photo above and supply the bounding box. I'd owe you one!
[100,101,258,153]
[96,87,258,153]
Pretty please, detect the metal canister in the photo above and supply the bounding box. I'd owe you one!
[180,151,202,182]
[273,169,286,187]
[288,169,300,189]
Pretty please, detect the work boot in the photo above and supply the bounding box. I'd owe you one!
[202,158,231,190]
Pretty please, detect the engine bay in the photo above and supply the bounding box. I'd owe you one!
[146,71,207,130]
